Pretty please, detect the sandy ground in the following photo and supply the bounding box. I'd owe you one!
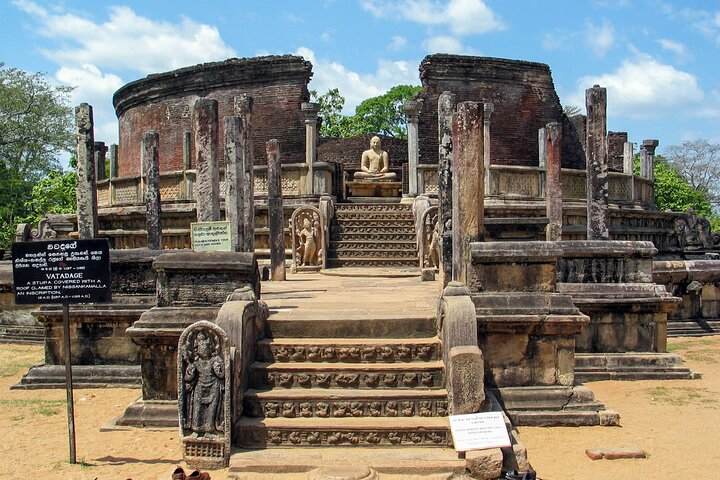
[1,336,719,480]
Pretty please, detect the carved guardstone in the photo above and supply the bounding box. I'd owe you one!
[291,206,325,273]
[178,320,231,469]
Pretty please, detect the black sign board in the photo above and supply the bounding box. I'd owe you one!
[12,239,112,305]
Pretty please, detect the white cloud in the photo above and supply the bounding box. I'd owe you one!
[567,54,705,119]
[585,20,615,56]
[542,29,579,50]
[657,38,690,62]
[321,32,333,42]
[360,0,504,35]
[55,64,124,105]
[296,47,419,114]
[16,2,235,74]
[423,36,476,55]
[389,35,408,51]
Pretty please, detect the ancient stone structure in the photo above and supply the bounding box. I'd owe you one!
[194,98,221,222]
[266,139,286,281]
[75,103,98,239]
[143,131,162,250]
[542,123,563,241]
[291,206,324,272]
[585,85,609,240]
[178,320,231,469]
[437,91,456,288]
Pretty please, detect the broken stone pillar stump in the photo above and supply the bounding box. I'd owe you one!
[178,320,231,469]
[585,85,609,240]
[118,251,260,427]
[14,248,161,389]
[266,139,286,281]
[194,98,220,222]
[448,345,485,415]
[75,103,98,239]
[143,131,162,250]
[437,91,456,289]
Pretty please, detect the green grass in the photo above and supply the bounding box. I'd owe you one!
[643,386,720,408]
[0,345,43,378]
[0,398,65,416]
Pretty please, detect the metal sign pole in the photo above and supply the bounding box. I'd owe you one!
[62,303,77,464]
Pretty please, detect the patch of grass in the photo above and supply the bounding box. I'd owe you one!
[78,458,94,469]
[0,399,66,416]
[0,345,44,378]
[643,386,720,408]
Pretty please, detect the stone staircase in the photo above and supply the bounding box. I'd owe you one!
[327,203,418,268]
[237,313,450,448]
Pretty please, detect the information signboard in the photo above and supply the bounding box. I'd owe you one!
[191,221,232,252]
[12,239,112,305]
[449,411,512,452]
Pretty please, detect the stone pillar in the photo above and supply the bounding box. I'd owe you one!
[438,91,456,288]
[585,85,609,240]
[109,144,119,178]
[483,103,494,195]
[301,102,320,195]
[404,100,422,196]
[193,99,220,222]
[641,139,659,180]
[182,131,191,200]
[94,141,107,181]
[224,116,244,252]
[237,95,255,252]
[451,101,484,283]
[143,131,162,250]
[544,123,563,241]
[75,103,97,239]
[267,139,286,281]
[624,141,635,202]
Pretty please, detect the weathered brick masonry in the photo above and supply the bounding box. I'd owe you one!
[113,56,313,177]
[417,54,585,169]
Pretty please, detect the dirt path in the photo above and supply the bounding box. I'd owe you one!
[1,336,719,479]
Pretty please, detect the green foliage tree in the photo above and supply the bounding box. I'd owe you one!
[664,139,720,207]
[312,84,422,139]
[0,63,74,248]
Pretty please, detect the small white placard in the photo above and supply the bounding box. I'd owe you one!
[449,412,512,452]
[191,221,232,252]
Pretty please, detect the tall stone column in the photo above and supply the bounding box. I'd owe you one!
[143,131,162,250]
[483,103,494,195]
[237,95,255,252]
[182,131,191,200]
[404,100,422,196]
[437,91,456,288]
[94,142,108,181]
[109,143,118,205]
[193,99,220,222]
[640,139,659,180]
[267,140,286,281]
[224,116,244,252]
[544,122,563,241]
[451,101,484,283]
[301,102,320,195]
[75,103,97,239]
[585,85,609,240]
[623,141,635,201]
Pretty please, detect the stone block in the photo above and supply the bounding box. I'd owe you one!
[448,345,485,415]
[465,448,503,480]
[585,446,646,460]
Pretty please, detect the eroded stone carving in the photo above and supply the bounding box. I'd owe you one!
[178,321,230,469]
[291,205,325,272]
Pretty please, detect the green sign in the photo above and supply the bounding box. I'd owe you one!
[191,221,232,252]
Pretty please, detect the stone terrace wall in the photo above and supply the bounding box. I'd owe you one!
[417,54,585,169]
[113,56,312,176]
[317,134,408,170]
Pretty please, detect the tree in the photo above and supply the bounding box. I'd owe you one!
[0,63,75,248]
[651,156,714,218]
[664,139,720,207]
[312,85,422,139]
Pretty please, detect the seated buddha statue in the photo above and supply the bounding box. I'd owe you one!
[353,136,397,181]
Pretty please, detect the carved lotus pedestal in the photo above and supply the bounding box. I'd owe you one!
[346,181,402,198]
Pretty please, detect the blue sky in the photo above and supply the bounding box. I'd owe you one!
[2,0,719,158]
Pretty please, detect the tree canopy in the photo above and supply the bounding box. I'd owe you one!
[312,85,422,139]
[0,63,75,248]
[664,139,720,208]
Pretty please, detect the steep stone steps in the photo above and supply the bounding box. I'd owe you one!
[249,361,445,389]
[668,319,720,337]
[257,337,441,363]
[330,232,416,242]
[243,388,448,418]
[237,416,451,448]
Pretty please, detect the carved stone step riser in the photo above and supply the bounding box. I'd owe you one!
[243,397,449,419]
[238,428,451,448]
[250,371,444,389]
[257,344,440,363]
[330,234,417,241]
[328,259,419,267]
[335,205,413,213]
[330,244,417,252]
[329,252,418,260]
[334,213,415,220]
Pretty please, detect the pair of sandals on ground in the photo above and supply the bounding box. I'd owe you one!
[171,466,210,480]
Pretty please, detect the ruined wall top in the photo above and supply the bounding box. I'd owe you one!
[113,56,313,117]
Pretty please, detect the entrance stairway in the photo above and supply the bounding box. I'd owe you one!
[236,273,450,448]
[327,202,418,268]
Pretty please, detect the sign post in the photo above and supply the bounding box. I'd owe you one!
[12,239,112,464]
